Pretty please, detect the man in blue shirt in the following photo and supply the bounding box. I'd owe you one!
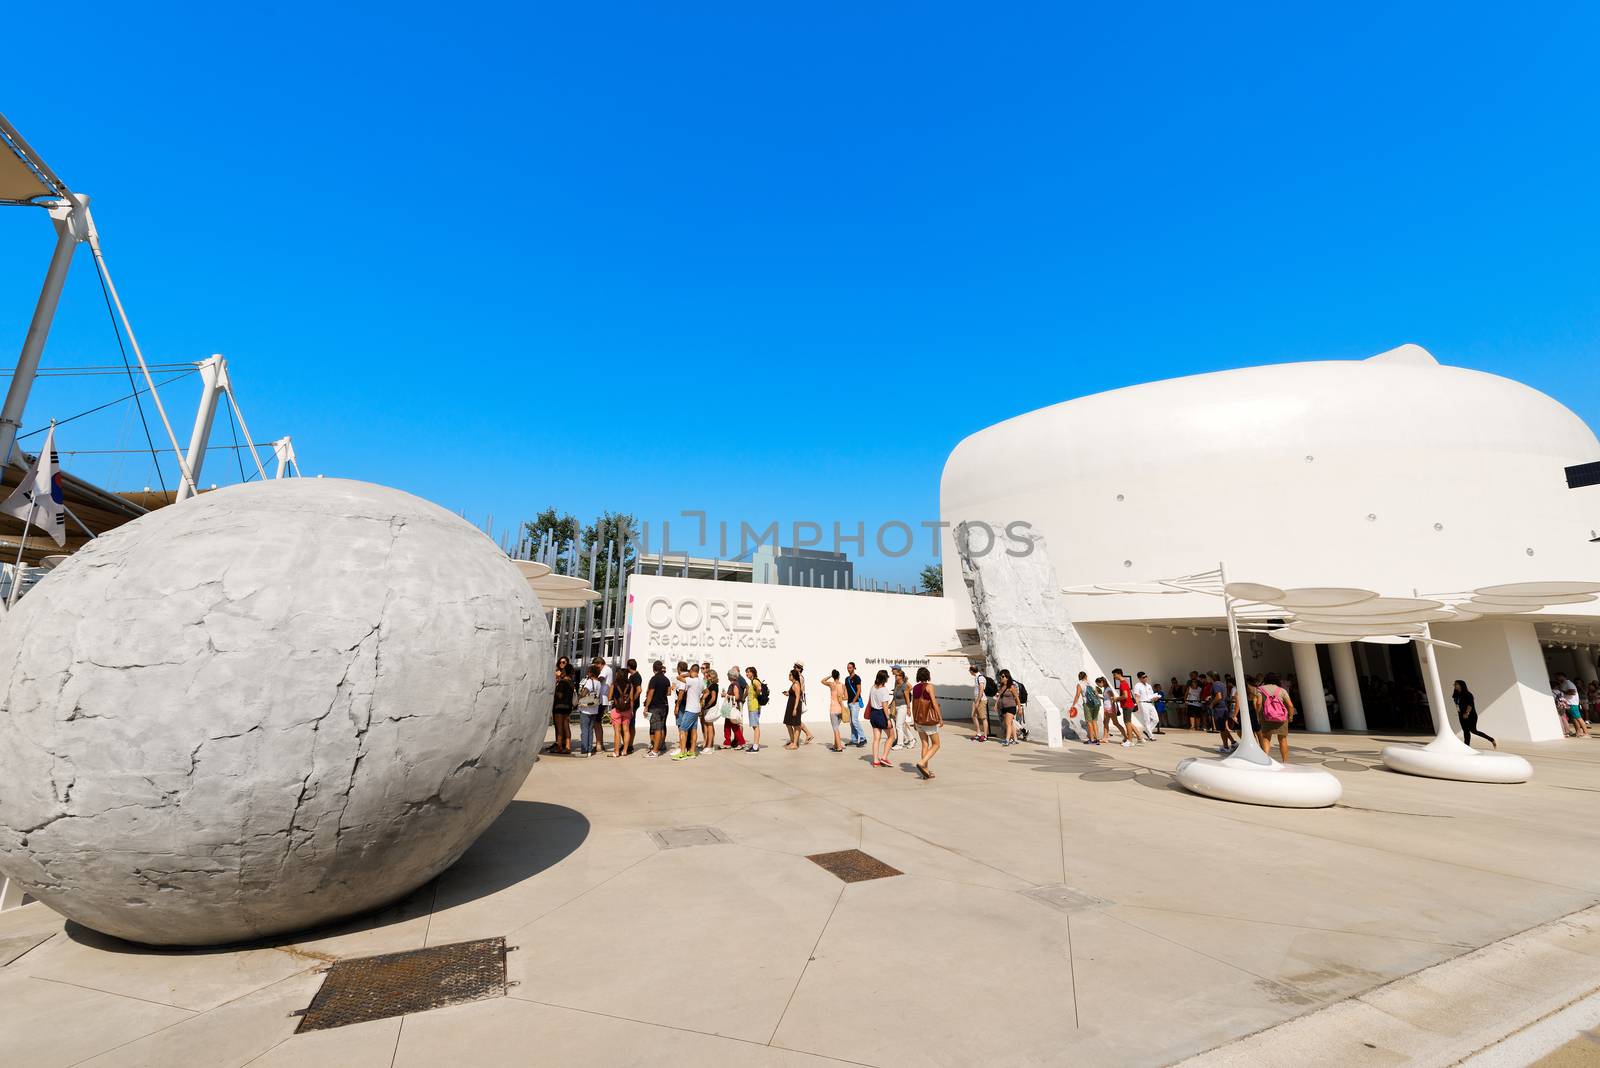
[844,662,866,747]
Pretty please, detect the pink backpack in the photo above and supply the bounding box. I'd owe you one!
[1261,686,1288,723]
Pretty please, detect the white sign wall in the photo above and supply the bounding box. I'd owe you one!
[623,575,970,723]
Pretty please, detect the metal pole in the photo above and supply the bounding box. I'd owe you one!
[1220,561,1270,764]
[175,355,225,502]
[600,538,616,659]
[220,380,270,480]
[0,200,84,468]
[6,499,36,609]
[83,218,200,496]
[1415,589,1470,751]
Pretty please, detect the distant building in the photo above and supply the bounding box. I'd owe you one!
[633,553,752,583]
[752,545,854,588]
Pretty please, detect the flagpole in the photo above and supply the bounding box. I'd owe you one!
[6,498,35,609]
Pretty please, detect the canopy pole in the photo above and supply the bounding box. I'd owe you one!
[1220,560,1271,764]
[175,355,225,502]
[0,196,88,468]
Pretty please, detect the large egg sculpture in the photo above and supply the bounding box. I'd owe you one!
[0,479,551,945]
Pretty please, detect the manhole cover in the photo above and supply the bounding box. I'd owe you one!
[648,826,732,849]
[1023,884,1108,913]
[806,849,902,883]
[295,936,507,1032]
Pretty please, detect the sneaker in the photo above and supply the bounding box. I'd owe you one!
[671,752,689,761]
[1217,745,1229,755]
[1121,740,1132,748]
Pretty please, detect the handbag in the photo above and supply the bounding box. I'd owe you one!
[911,688,940,726]
[722,699,742,726]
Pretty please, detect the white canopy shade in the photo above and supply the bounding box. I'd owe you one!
[1288,620,1423,637]
[1269,587,1379,609]
[1284,595,1441,616]
[1474,580,1600,598]
[533,590,602,609]
[515,560,552,580]
[1224,582,1287,601]
[38,554,69,570]
[1358,634,1412,645]
[1463,599,1543,615]
[530,574,590,592]
[1269,628,1352,644]
[1468,592,1597,608]
[1093,582,1187,594]
[1291,607,1457,626]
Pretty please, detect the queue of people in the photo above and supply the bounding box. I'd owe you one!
[551,656,1598,776]
[548,657,947,778]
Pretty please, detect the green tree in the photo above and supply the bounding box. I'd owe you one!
[919,562,944,596]
[582,511,639,593]
[524,509,579,571]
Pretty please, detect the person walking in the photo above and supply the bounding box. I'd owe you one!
[700,664,720,753]
[825,669,848,751]
[969,665,989,742]
[867,669,895,766]
[1184,672,1207,733]
[673,662,704,760]
[577,665,605,756]
[1112,669,1140,747]
[608,664,635,757]
[1097,676,1122,742]
[793,663,815,745]
[1254,672,1295,762]
[1015,677,1030,742]
[644,660,670,757]
[996,669,1021,746]
[723,664,747,750]
[1070,670,1100,745]
[745,666,765,752]
[1556,673,1588,737]
[782,667,806,749]
[845,662,867,747]
[1133,672,1158,741]
[591,657,613,754]
[911,666,943,778]
[1451,680,1496,747]
[549,662,575,755]
[891,667,915,750]
[1208,671,1235,753]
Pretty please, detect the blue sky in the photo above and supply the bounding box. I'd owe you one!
[2,3,1597,583]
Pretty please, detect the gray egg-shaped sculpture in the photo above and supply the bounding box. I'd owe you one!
[0,479,551,945]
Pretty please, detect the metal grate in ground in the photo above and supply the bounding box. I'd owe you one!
[294,936,508,1032]
[806,849,903,883]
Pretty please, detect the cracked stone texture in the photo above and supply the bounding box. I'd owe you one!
[958,522,1088,742]
[0,478,551,946]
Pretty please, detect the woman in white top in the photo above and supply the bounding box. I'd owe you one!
[867,670,896,768]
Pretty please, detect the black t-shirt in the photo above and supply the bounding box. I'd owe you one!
[646,674,670,711]
[629,671,643,709]
[845,673,861,702]
[704,681,719,708]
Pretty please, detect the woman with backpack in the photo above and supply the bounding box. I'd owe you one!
[744,666,765,752]
[1071,670,1101,745]
[1254,672,1296,762]
[997,669,1021,747]
[911,666,943,778]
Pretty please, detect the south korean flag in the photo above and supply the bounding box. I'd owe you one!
[0,422,67,546]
